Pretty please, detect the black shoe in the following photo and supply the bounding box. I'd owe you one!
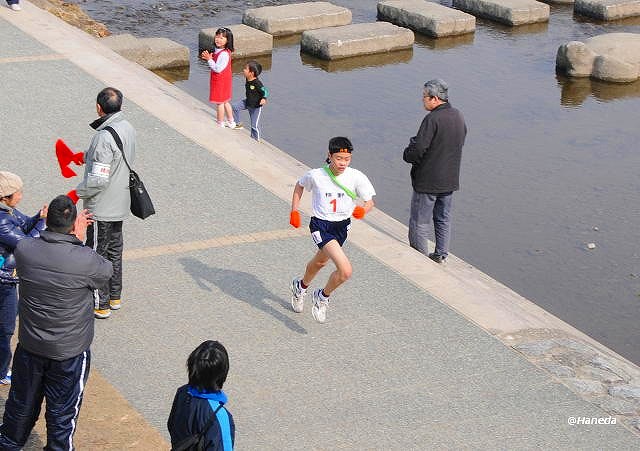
[428,253,447,264]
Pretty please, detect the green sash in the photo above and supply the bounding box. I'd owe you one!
[323,165,357,200]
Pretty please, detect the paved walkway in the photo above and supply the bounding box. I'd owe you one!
[1,2,639,449]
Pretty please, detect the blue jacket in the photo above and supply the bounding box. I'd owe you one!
[0,203,45,284]
[168,385,234,451]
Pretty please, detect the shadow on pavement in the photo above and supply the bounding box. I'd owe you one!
[179,257,307,335]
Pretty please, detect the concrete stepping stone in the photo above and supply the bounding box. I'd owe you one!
[199,24,273,57]
[574,0,640,20]
[453,0,550,26]
[377,0,475,37]
[101,34,189,70]
[556,32,640,83]
[301,22,414,60]
[242,1,352,36]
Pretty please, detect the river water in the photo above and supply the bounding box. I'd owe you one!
[79,0,640,364]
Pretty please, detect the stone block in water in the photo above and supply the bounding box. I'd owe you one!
[556,33,640,83]
[243,2,352,37]
[102,34,189,70]
[574,0,640,21]
[453,0,549,26]
[377,0,475,37]
[301,22,414,60]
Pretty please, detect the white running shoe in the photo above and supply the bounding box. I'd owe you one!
[311,289,329,323]
[10,4,21,11]
[0,370,11,385]
[290,278,306,313]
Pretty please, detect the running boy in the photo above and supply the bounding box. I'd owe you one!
[231,60,269,141]
[289,137,375,323]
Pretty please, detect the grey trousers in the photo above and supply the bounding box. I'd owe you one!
[232,99,262,141]
[408,191,453,257]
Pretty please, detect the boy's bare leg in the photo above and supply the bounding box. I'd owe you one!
[317,240,352,296]
[302,248,330,286]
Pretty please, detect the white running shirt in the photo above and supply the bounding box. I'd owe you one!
[298,167,376,221]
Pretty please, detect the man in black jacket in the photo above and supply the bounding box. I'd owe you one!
[403,79,467,264]
[0,195,113,450]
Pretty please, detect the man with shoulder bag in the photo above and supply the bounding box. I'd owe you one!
[73,87,136,319]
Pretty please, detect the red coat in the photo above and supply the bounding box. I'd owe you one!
[209,49,232,103]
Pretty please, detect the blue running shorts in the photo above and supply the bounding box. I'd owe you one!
[309,217,351,248]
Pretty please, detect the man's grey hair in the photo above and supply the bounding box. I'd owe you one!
[423,79,449,101]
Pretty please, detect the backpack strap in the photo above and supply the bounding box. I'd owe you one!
[208,400,233,451]
[171,412,217,451]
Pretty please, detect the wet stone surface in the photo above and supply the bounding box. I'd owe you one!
[609,385,640,399]
[564,378,607,396]
[506,329,640,435]
[31,0,110,37]
[580,366,626,384]
[538,361,576,378]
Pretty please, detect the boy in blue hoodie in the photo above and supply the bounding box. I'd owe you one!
[168,340,234,450]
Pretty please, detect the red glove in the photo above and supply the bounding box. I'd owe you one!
[352,206,365,219]
[66,189,79,204]
[289,210,301,228]
[71,151,84,165]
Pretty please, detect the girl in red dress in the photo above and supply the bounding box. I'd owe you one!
[200,27,236,128]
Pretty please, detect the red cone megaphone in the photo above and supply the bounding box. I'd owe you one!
[55,139,84,178]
